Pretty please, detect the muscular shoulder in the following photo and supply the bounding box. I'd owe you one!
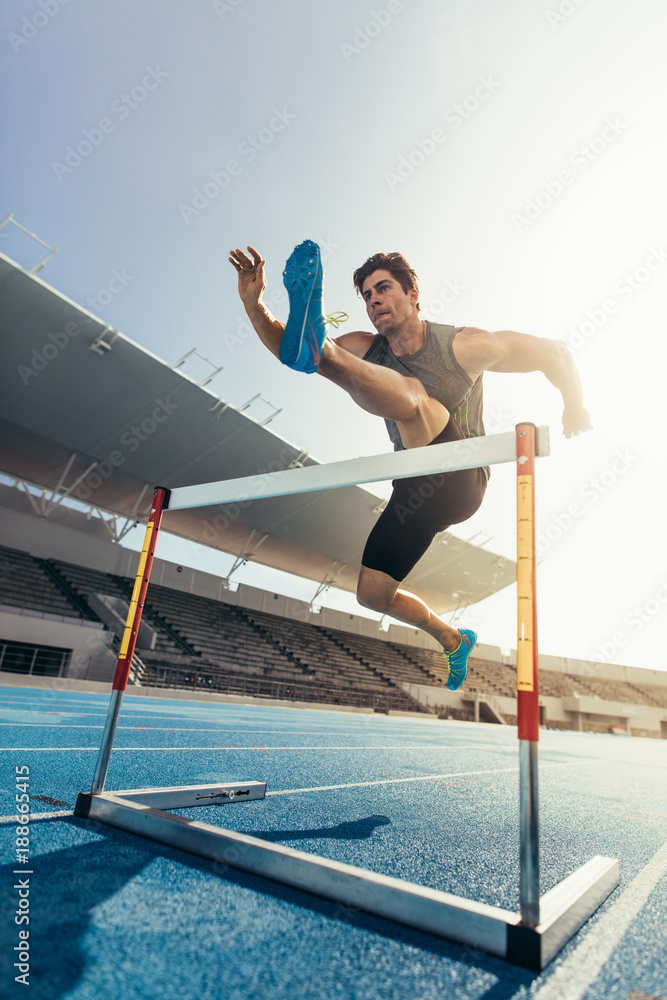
[451,326,499,378]
[332,330,377,358]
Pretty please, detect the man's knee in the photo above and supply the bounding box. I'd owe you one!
[401,379,449,438]
[356,569,397,613]
[356,585,387,613]
[404,377,429,419]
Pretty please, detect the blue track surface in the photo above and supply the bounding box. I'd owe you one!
[1,686,666,1000]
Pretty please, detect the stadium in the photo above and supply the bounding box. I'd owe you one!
[2,3,666,999]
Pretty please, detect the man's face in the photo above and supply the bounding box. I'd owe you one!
[361,269,418,334]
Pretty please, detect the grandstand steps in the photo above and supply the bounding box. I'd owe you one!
[0,545,82,621]
[113,577,201,660]
[319,627,431,714]
[564,674,603,700]
[388,641,448,685]
[461,692,507,725]
[238,609,425,713]
[625,682,664,707]
[232,605,319,681]
[141,591,316,682]
[43,560,175,684]
[37,558,100,623]
[633,684,667,708]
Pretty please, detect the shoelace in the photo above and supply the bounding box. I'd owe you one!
[443,633,465,666]
[325,311,349,328]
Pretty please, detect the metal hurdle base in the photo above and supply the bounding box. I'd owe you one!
[73,785,619,972]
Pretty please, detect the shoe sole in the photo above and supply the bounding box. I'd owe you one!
[280,244,323,368]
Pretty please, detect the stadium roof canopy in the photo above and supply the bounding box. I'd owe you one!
[0,252,515,613]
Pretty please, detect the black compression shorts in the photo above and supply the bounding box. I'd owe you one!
[361,418,488,582]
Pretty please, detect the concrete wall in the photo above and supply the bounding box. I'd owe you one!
[0,608,114,678]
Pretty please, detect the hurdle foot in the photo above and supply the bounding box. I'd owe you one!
[74,792,93,818]
[506,855,620,971]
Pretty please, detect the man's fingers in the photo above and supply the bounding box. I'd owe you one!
[230,247,253,267]
[229,246,264,274]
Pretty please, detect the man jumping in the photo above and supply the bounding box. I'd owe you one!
[229,240,592,689]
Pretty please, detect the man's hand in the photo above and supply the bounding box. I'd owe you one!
[228,245,285,358]
[229,245,266,309]
[562,405,593,438]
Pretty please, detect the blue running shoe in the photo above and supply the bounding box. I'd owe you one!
[279,239,327,374]
[444,628,476,690]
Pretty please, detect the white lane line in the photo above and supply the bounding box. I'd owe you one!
[266,765,523,795]
[263,759,609,796]
[0,810,72,824]
[0,745,482,751]
[0,724,517,747]
[532,836,667,1000]
[0,763,578,822]
[0,759,611,825]
[0,720,507,736]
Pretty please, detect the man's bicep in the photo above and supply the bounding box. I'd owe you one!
[455,326,566,377]
[487,330,563,373]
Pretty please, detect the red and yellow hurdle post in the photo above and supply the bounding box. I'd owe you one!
[516,423,540,927]
[91,487,169,794]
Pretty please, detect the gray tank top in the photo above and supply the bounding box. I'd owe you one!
[362,321,487,454]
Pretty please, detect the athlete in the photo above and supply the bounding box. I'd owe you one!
[229,240,592,689]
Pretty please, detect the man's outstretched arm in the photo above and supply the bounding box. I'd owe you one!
[229,245,284,358]
[453,327,593,438]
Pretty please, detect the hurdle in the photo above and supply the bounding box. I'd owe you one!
[74,423,619,971]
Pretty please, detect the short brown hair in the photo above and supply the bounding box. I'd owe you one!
[352,252,420,312]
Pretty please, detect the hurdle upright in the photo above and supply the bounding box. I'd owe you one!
[75,423,619,972]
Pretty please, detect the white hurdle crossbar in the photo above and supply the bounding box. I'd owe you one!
[75,424,619,971]
[165,426,551,511]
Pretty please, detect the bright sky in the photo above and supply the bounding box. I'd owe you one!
[1,0,666,672]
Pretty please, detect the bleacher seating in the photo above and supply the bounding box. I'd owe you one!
[0,545,81,620]
[1,544,666,730]
[37,557,423,711]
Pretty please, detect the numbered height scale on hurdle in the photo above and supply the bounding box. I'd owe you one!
[75,423,619,972]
